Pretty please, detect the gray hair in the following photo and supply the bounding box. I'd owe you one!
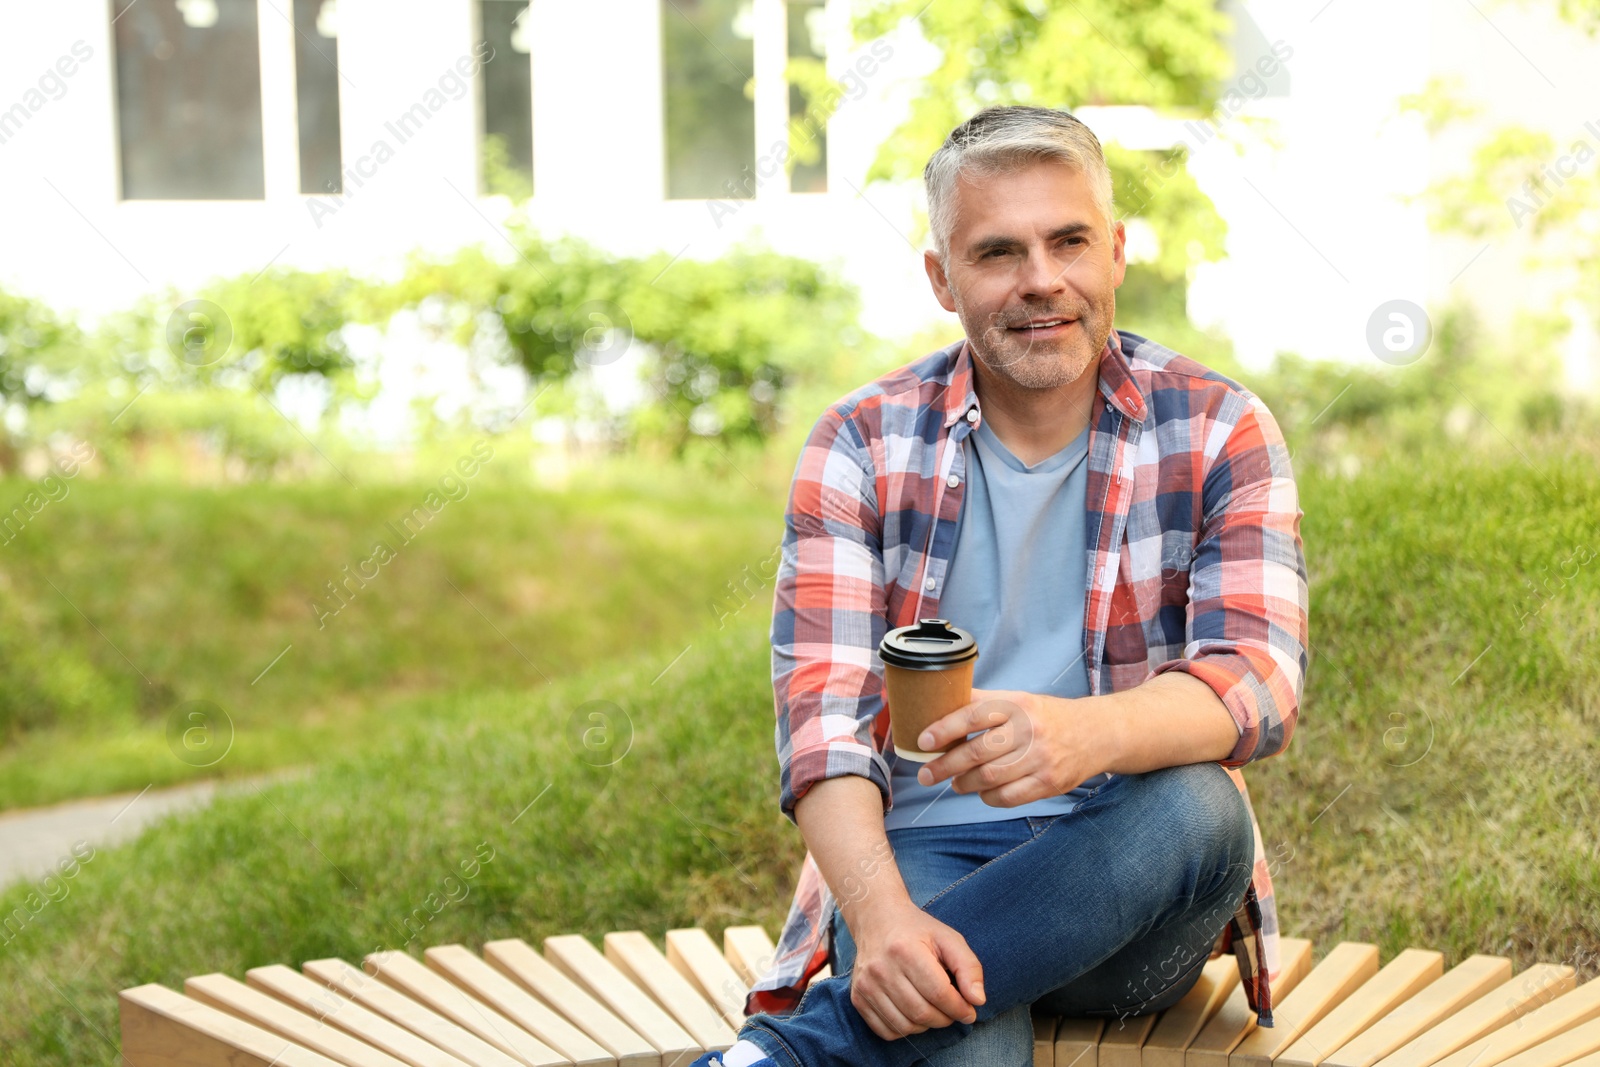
[923,105,1115,264]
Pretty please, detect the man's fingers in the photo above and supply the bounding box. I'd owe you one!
[901,948,975,1026]
[876,978,937,1036]
[918,734,988,788]
[918,695,1012,751]
[946,729,1035,794]
[935,927,987,1009]
[977,774,1050,808]
[855,996,898,1042]
[919,711,1024,787]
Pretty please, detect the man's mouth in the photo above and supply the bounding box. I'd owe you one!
[1005,317,1077,337]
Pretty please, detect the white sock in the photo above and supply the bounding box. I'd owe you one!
[722,1039,771,1067]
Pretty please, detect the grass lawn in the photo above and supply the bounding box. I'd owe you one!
[1,447,1597,1063]
[0,471,786,809]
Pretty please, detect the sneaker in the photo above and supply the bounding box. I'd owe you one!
[690,1046,779,1067]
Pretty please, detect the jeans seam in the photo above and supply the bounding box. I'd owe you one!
[916,827,1046,912]
[916,785,1120,912]
[743,1018,807,1067]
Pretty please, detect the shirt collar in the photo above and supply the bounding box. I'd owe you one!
[1096,329,1148,421]
[943,330,1147,429]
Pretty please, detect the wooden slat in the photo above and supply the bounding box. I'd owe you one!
[1100,1012,1159,1067]
[121,984,342,1067]
[1557,1047,1600,1067]
[1055,1017,1105,1067]
[603,932,737,1053]
[1277,950,1445,1067]
[1231,943,1382,1067]
[723,927,776,987]
[1035,1012,1060,1066]
[426,945,617,1067]
[246,964,468,1067]
[366,951,568,1067]
[1145,957,1242,1067]
[1495,1016,1600,1067]
[304,957,528,1067]
[665,929,747,1031]
[1430,978,1600,1067]
[1186,936,1315,1067]
[1371,964,1576,1067]
[543,935,699,1067]
[186,973,412,1067]
[1322,956,1514,1067]
[482,939,659,1067]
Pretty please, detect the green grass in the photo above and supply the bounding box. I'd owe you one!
[1253,449,1600,964]
[1,611,803,1063]
[1,447,1597,1064]
[0,471,786,808]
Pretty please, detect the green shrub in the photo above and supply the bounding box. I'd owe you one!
[383,231,864,452]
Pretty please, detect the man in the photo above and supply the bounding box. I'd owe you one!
[692,105,1308,1067]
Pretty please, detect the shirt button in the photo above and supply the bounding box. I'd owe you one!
[1105,402,1113,412]
[946,474,960,488]
[965,408,979,423]
[924,576,937,591]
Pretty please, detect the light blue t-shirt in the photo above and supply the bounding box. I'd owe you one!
[883,416,1114,830]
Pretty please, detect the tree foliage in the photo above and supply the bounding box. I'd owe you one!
[0,289,81,406]
[1401,0,1600,330]
[844,0,1238,281]
[384,229,863,452]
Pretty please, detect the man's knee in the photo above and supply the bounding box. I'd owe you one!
[1144,762,1254,875]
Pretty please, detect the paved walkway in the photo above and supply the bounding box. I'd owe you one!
[0,772,302,888]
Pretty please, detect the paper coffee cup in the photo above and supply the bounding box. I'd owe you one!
[878,618,979,762]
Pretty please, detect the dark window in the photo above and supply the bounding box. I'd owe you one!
[478,0,533,198]
[786,0,826,193]
[111,0,266,200]
[293,0,343,194]
[662,0,755,200]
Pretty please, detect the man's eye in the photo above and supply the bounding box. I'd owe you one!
[983,248,1009,258]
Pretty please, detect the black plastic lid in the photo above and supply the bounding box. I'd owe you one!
[878,618,978,670]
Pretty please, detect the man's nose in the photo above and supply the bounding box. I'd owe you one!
[1017,245,1070,299]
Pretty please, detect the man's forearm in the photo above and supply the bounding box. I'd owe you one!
[792,775,913,929]
[1092,672,1239,774]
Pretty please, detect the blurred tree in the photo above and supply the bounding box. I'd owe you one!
[387,229,862,453]
[1402,2,1600,340]
[0,289,87,472]
[202,268,363,387]
[481,133,534,203]
[834,0,1240,288]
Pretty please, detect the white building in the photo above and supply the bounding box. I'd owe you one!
[0,0,1594,389]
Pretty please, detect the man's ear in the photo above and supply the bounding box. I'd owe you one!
[1110,219,1128,290]
[924,249,958,313]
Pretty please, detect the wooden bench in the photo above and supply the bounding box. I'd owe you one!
[121,928,1600,1067]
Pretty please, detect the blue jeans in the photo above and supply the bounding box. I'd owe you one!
[740,762,1257,1067]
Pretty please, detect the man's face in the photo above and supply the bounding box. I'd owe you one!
[925,160,1126,391]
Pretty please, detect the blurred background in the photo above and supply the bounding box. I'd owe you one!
[0,1,1597,1062]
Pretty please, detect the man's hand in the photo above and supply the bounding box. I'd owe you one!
[848,898,986,1041]
[913,688,1116,806]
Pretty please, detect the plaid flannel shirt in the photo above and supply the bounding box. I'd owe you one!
[747,329,1308,1028]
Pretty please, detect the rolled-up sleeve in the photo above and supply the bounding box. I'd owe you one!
[771,406,893,824]
[1152,393,1309,767]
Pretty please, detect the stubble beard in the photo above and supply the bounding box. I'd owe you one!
[954,286,1111,392]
